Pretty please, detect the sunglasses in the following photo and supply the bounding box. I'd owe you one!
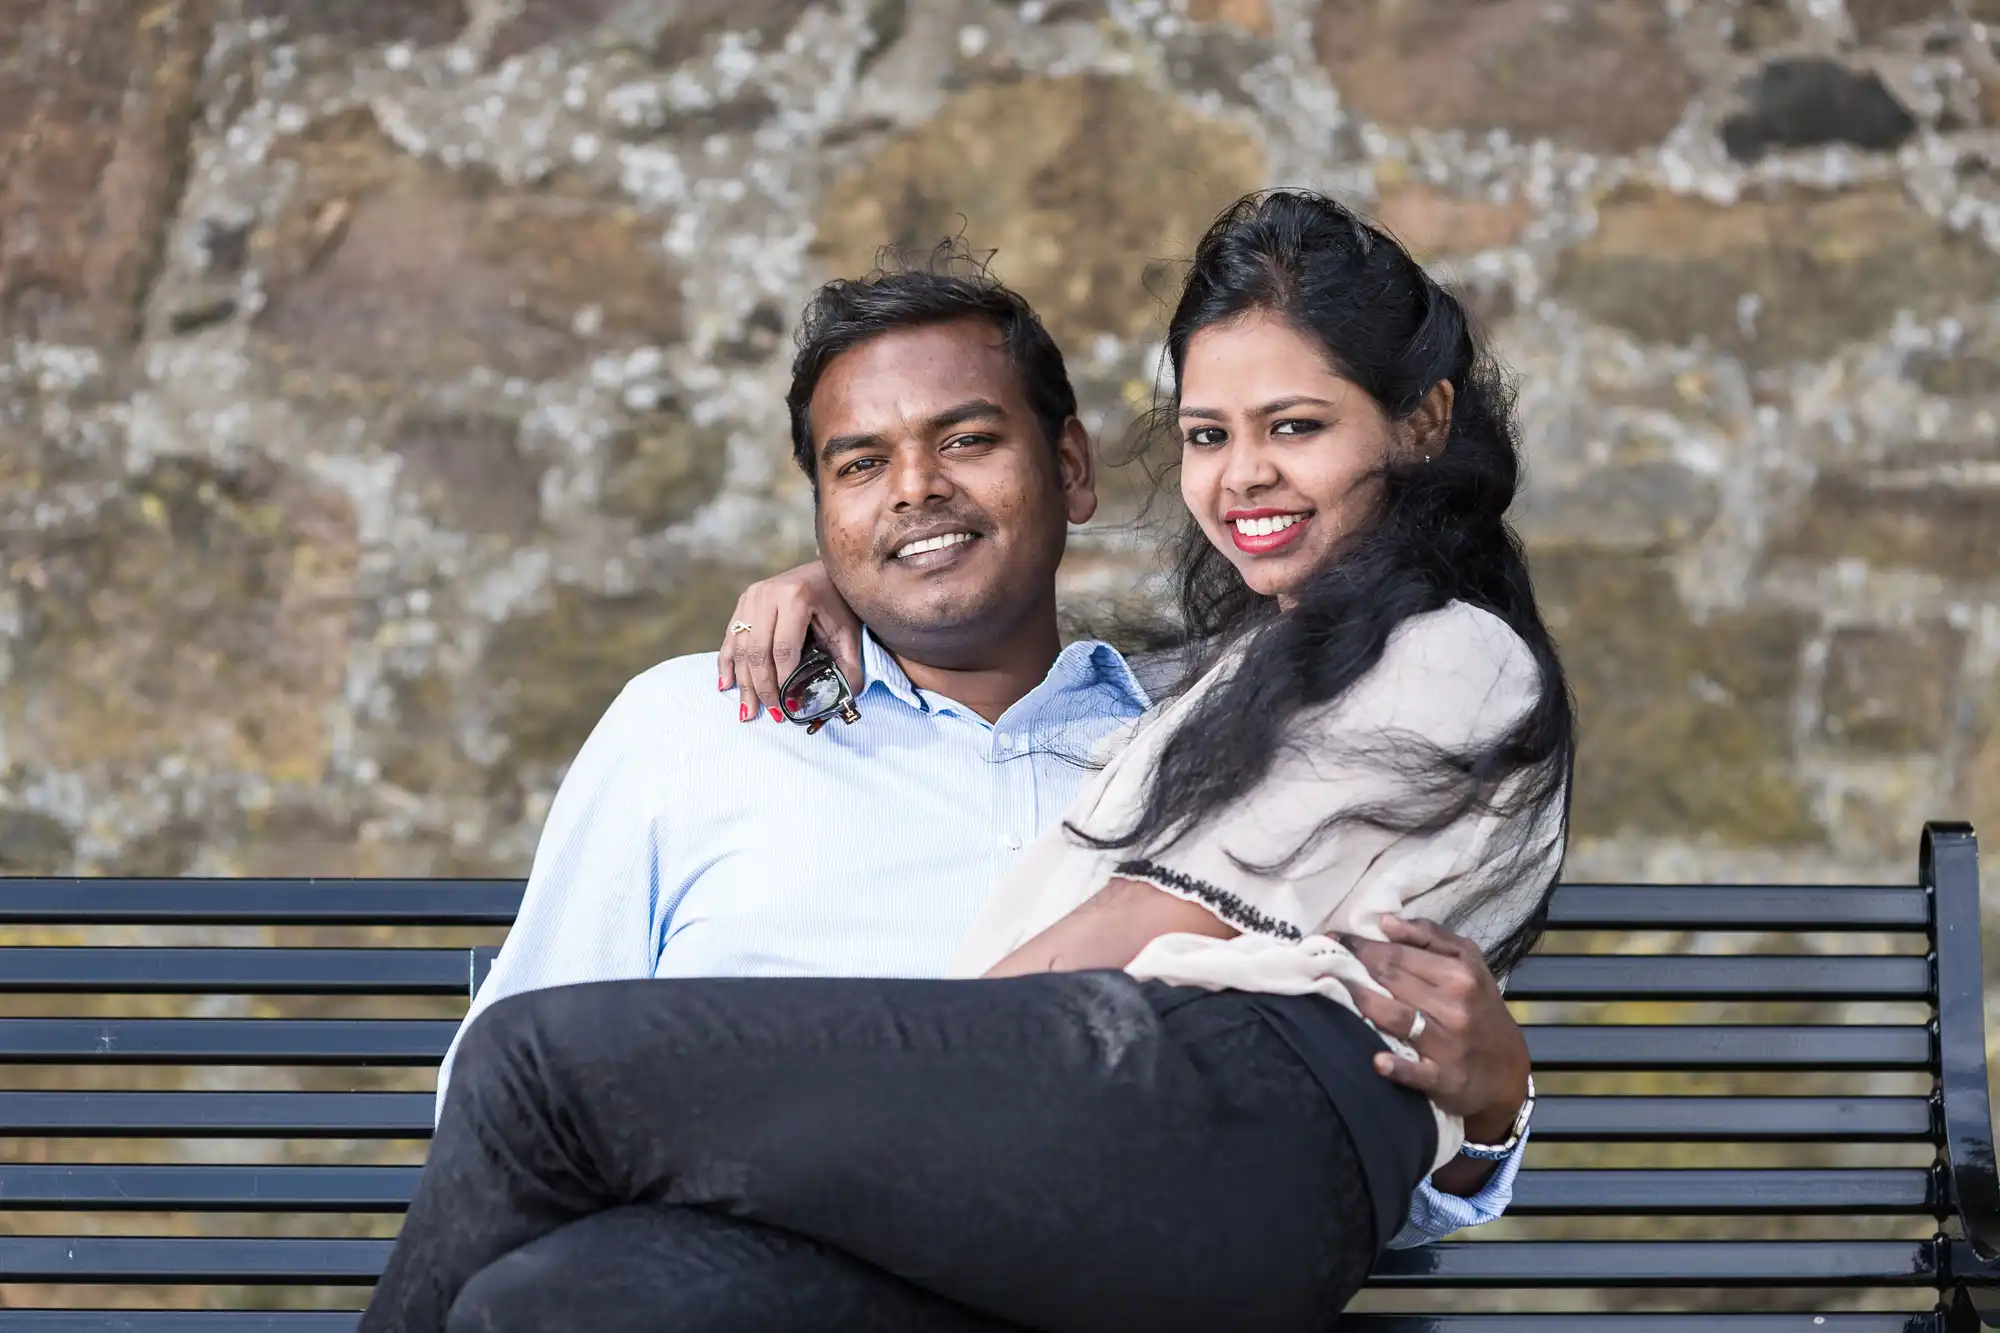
[779,636,861,735]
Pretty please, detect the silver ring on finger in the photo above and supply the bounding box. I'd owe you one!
[1406,1009,1428,1044]
[730,621,754,635]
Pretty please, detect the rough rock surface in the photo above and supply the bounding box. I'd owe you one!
[2,0,1995,889]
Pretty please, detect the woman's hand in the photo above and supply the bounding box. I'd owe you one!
[716,561,864,723]
[1339,916,1531,1194]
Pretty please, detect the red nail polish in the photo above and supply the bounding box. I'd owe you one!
[769,708,783,722]
[739,702,750,722]
[718,676,726,692]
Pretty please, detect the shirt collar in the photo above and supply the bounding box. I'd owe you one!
[858,631,926,711]
[1047,637,1152,711]
[855,630,1151,718]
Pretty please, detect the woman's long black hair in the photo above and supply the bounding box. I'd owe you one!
[1088,189,1575,977]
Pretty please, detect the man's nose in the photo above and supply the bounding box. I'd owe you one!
[887,448,954,509]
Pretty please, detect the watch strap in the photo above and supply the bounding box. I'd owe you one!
[1457,1074,1534,1161]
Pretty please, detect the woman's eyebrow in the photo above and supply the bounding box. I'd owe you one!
[1179,395,1338,420]
[1251,395,1337,416]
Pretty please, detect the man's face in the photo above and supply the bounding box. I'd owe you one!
[809,318,1095,655]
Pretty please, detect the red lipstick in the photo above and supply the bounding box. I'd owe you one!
[1223,508,1312,555]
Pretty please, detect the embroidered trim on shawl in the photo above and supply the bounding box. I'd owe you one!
[1113,859,1304,941]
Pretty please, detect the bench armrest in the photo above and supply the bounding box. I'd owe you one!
[1928,822,2000,1261]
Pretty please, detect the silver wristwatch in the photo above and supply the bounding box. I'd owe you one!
[1457,1075,1535,1161]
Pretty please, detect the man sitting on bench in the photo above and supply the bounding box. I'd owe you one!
[441,257,1536,1262]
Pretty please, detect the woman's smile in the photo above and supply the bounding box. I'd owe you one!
[1225,507,1314,554]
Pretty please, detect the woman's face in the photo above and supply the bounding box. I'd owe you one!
[1178,310,1412,604]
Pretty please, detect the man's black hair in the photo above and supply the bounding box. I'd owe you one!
[786,241,1078,492]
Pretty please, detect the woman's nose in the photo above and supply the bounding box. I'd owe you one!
[1219,439,1279,497]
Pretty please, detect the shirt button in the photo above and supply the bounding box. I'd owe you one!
[1002,832,1022,851]
[996,733,1015,751]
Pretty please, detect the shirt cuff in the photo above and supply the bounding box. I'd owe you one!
[1384,1128,1529,1249]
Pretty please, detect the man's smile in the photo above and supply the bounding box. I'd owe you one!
[887,527,983,571]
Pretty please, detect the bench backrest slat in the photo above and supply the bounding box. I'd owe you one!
[0,946,1945,1001]
[0,1235,392,1282]
[0,948,473,994]
[0,1164,1944,1216]
[0,1017,1945,1071]
[1532,1095,1935,1140]
[0,1091,1935,1144]
[1366,1238,1945,1286]
[0,879,523,925]
[1505,1167,1940,1214]
[0,880,1935,931]
[0,1090,434,1136]
[1504,954,1933,1000]
[0,1236,1952,1288]
[0,1164,421,1210]
[0,1315,365,1332]
[0,1018,460,1064]
[1541,884,1932,930]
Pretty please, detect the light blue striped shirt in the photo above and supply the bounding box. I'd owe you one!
[444,631,1521,1247]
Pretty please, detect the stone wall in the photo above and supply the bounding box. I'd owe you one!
[3,0,1999,888]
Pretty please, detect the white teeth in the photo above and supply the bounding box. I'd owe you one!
[895,531,975,559]
[1232,514,1305,538]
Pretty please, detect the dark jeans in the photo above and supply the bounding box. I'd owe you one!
[448,1205,1021,1333]
[362,972,1429,1333]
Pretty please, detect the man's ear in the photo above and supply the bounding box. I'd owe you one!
[1056,416,1097,525]
[1403,379,1455,461]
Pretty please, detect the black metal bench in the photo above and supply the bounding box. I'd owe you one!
[1,822,1995,1330]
